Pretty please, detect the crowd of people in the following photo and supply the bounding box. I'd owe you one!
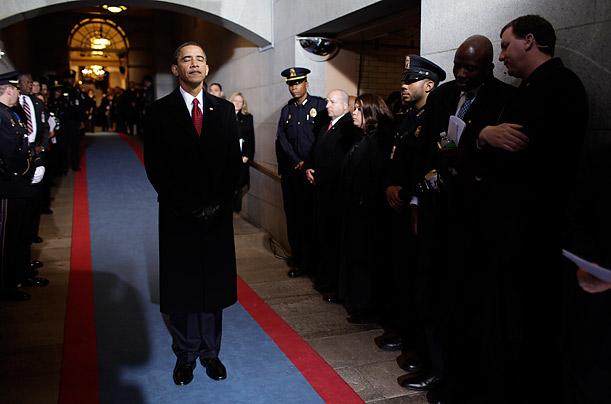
[275,15,609,403]
[2,12,608,402]
[0,69,92,302]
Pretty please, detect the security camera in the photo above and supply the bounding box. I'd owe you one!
[297,37,341,61]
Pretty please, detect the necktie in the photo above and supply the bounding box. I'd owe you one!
[456,92,475,120]
[22,96,33,135]
[192,98,202,136]
[327,122,333,132]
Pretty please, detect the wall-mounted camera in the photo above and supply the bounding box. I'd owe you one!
[297,37,341,62]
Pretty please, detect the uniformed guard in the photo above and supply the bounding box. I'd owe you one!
[0,71,48,301]
[378,55,446,367]
[275,67,329,278]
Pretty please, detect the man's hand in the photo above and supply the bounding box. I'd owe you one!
[478,123,529,151]
[576,268,611,294]
[305,168,316,185]
[385,185,404,210]
[242,156,249,164]
[294,160,305,171]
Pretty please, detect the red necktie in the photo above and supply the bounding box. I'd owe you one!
[327,122,333,132]
[192,98,202,136]
[22,96,33,135]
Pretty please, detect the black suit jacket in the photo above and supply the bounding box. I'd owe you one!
[144,88,241,313]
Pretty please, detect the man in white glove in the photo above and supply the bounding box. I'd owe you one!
[31,165,45,184]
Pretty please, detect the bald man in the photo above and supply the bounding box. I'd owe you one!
[399,35,516,399]
[305,89,359,303]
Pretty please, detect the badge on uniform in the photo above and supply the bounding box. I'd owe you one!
[309,108,317,118]
[414,126,422,138]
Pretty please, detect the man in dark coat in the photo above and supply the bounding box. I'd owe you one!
[471,15,588,402]
[275,67,328,277]
[305,89,359,303]
[144,41,241,386]
[401,36,516,398]
[377,55,445,365]
[564,137,611,403]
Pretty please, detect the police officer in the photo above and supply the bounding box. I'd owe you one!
[378,56,445,361]
[0,71,48,302]
[275,67,328,277]
[61,70,85,171]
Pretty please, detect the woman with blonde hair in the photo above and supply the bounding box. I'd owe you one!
[229,92,255,212]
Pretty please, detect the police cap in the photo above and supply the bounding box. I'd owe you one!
[401,55,446,84]
[0,70,19,86]
[281,67,310,85]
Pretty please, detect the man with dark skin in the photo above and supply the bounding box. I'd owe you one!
[275,67,328,278]
[398,36,516,401]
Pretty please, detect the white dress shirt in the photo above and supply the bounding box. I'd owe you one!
[179,86,203,117]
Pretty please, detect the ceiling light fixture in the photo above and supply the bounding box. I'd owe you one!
[102,5,127,14]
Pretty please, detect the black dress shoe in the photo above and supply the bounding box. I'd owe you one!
[398,373,440,391]
[31,260,43,269]
[287,267,305,278]
[32,236,43,243]
[396,351,424,373]
[0,290,31,301]
[173,360,196,385]
[374,333,403,351]
[200,357,227,381]
[21,277,49,287]
[322,292,342,304]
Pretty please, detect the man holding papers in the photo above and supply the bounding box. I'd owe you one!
[403,35,515,399]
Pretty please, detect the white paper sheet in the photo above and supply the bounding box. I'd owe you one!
[562,249,611,283]
[447,115,466,146]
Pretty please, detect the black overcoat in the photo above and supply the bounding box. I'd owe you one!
[144,88,241,313]
[236,112,254,188]
[338,120,394,311]
[308,113,359,287]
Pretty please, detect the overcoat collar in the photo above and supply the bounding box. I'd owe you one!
[167,87,222,139]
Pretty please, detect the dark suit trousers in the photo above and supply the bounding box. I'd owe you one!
[166,311,222,363]
[280,171,313,270]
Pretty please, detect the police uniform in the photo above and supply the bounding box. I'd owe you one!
[375,56,446,355]
[0,71,42,301]
[275,67,328,276]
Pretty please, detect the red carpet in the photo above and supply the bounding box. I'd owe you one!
[59,153,100,404]
[59,134,362,403]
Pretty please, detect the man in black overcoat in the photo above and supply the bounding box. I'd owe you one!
[401,36,516,398]
[471,15,588,402]
[144,42,241,386]
[305,89,359,303]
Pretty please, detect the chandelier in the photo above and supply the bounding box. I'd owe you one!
[81,65,106,81]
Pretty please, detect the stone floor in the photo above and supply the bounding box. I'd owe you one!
[0,167,427,403]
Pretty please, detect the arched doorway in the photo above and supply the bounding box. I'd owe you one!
[68,18,129,91]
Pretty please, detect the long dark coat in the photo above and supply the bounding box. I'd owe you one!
[338,120,394,312]
[308,113,359,289]
[236,112,254,188]
[144,89,241,314]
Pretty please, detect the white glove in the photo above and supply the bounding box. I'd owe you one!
[31,166,45,184]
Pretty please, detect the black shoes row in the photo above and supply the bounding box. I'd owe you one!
[0,260,49,302]
[173,357,227,386]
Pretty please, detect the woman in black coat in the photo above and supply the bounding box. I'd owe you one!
[338,93,394,324]
[229,92,255,212]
